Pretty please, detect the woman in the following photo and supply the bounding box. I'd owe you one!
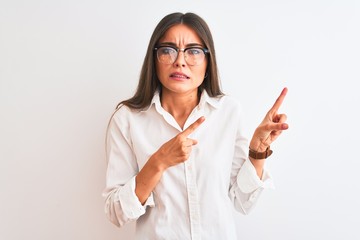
[103,12,288,239]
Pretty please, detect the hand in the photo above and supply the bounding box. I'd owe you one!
[250,88,289,152]
[154,116,205,170]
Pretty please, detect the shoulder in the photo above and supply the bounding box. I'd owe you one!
[202,90,242,112]
[207,94,246,133]
[217,94,244,115]
[108,104,137,128]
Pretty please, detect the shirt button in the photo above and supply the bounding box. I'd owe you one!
[187,162,192,170]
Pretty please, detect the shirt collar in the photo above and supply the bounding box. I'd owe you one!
[141,89,222,112]
[198,89,222,109]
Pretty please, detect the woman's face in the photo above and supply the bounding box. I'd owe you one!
[155,24,207,96]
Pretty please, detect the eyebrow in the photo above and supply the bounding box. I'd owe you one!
[158,42,205,48]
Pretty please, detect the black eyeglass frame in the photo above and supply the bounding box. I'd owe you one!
[154,45,210,65]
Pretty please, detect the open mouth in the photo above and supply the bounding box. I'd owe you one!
[170,73,190,79]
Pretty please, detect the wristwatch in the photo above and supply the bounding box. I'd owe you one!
[249,147,273,159]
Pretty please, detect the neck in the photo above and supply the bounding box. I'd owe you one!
[161,89,200,129]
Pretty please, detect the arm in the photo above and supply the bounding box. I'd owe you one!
[135,117,205,204]
[103,108,150,227]
[228,121,272,215]
[228,89,289,214]
[103,110,205,227]
[229,88,288,214]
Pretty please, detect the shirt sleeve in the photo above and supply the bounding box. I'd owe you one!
[102,107,155,227]
[228,103,274,215]
[229,158,274,214]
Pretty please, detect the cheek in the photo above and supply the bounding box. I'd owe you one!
[194,70,205,80]
[194,64,207,80]
[155,64,171,86]
[155,63,163,80]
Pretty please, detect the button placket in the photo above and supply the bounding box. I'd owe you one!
[183,102,205,240]
[184,157,201,240]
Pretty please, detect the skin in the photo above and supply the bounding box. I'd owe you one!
[155,24,207,128]
[135,24,288,204]
[249,87,288,177]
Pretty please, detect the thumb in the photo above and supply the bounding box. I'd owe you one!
[185,138,198,147]
[268,122,289,131]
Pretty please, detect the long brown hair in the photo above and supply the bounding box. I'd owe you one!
[117,12,224,110]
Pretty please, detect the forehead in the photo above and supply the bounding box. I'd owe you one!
[159,24,202,45]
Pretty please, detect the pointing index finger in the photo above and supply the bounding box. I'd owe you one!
[182,116,205,137]
[270,87,288,113]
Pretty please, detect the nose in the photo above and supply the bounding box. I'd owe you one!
[173,49,186,67]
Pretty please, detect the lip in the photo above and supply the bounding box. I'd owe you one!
[170,72,190,81]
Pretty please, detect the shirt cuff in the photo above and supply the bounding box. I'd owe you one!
[118,176,155,220]
[237,158,274,193]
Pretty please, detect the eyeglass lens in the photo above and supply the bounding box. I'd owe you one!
[156,47,206,66]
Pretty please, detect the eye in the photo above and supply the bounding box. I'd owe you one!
[187,48,203,56]
[159,47,176,55]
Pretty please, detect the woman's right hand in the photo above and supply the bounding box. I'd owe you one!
[153,116,205,170]
[135,116,205,204]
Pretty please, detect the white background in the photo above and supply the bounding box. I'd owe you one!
[1,0,359,239]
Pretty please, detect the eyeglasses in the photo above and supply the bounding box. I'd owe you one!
[154,46,209,66]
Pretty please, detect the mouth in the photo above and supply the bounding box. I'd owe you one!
[170,72,190,80]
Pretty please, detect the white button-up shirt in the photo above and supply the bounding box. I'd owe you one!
[103,90,274,240]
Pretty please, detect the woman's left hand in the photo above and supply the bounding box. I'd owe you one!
[250,87,289,153]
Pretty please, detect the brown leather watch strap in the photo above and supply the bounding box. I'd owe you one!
[249,147,273,160]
